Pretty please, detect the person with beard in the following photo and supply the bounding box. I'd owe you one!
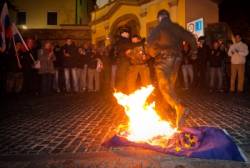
[147,10,197,129]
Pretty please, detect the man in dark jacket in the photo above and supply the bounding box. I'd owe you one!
[147,10,197,129]
[114,28,132,93]
[208,40,225,92]
[22,38,39,94]
[6,42,24,94]
[53,44,63,92]
[62,38,78,92]
[196,36,210,88]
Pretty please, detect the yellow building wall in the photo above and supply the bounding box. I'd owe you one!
[177,0,186,27]
[92,5,142,45]
[12,0,76,29]
[185,0,218,27]
[91,0,219,45]
[91,0,187,45]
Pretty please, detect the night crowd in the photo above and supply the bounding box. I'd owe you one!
[0,30,249,97]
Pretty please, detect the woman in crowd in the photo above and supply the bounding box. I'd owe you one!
[38,41,55,95]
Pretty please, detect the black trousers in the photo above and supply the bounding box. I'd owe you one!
[40,73,53,95]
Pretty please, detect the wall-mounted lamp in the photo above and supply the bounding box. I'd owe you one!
[21,25,28,30]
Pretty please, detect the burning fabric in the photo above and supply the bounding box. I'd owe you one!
[104,85,246,162]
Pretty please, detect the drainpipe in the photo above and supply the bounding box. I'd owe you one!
[75,0,78,24]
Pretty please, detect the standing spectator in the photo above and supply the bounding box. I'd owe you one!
[126,35,151,93]
[38,42,55,95]
[228,34,249,93]
[62,38,78,92]
[6,42,24,94]
[114,28,132,93]
[77,45,88,92]
[196,36,210,88]
[109,45,118,89]
[99,46,111,92]
[209,40,225,92]
[0,47,7,96]
[224,40,234,91]
[22,38,39,95]
[181,42,194,90]
[218,39,229,91]
[87,47,102,92]
[53,43,63,93]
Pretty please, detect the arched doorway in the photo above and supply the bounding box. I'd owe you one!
[109,14,141,43]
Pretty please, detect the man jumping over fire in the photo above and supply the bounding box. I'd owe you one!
[147,10,197,129]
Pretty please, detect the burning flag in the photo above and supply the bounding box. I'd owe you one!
[104,85,247,162]
[114,85,177,147]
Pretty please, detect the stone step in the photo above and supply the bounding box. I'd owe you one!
[1,148,249,168]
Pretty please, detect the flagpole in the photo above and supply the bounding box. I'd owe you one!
[12,36,22,69]
[12,23,35,63]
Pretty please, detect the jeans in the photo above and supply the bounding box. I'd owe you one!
[155,56,182,110]
[181,64,193,89]
[53,69,62,92]
[111,65,117,88]
[88,68,100,91]
[64,68,78,92]
[209,67,223,89]
[75,65,88,92]
[127,64,151,93]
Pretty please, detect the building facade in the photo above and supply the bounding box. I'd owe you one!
[8,0,96,44]
[11,0,95,29]
[91,0,219,46]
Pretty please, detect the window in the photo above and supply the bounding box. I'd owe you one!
[47,12,57,25]
[17,12,26,25]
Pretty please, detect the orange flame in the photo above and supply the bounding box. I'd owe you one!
[114,85,177,147]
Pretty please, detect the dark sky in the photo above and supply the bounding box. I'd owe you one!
[219,0,250,32]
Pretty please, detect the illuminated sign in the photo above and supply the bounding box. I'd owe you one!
[187,18,204,38]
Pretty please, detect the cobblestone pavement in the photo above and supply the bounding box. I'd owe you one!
[0,90,250,157]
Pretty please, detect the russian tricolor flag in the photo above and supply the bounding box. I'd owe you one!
[1,3,12,51]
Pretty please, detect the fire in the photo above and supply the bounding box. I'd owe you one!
[114,85,177,147]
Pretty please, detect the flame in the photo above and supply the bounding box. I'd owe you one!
[114,85,177,147]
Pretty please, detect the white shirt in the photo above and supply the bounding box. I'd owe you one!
[228,41,249,64]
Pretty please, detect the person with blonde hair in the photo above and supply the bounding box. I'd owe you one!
[38,41,55,95]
